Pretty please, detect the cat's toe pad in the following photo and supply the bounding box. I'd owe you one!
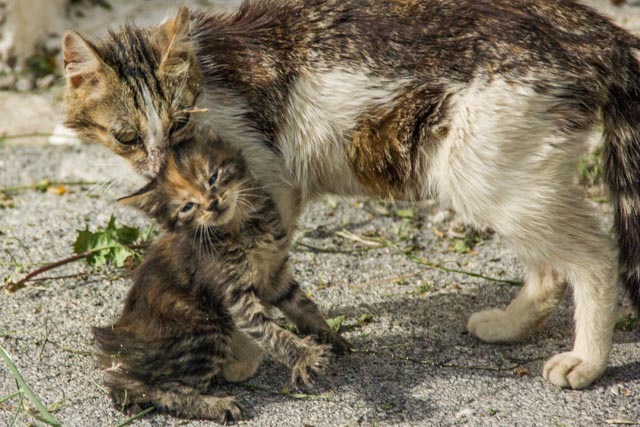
[543,352,604,389]
[467,308,524,343]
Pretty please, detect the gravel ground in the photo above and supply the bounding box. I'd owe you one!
[1,1,640,427]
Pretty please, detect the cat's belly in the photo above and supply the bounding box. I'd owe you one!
[276,70,449,202]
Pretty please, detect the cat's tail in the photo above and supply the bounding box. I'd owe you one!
[602,54,640,312]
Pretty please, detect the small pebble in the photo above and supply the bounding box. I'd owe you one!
[15,76,34,92]
[432,210,452,224]
[0,73,17,90]
[36,74,57,89]
[455,408,475,419]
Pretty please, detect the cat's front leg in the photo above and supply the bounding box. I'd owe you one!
[225,286,331,387]
[269,279,353,355]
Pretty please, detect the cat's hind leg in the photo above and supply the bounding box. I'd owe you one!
[108,378,243,422]
[432,77,617,389]
[467,264,567,342]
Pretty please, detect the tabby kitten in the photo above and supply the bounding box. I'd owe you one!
[94,129,349,421]
[64,0,640,389]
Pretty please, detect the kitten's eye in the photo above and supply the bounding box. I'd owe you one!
[181,202,196,213]
[169,113,191,136]
[208,171,219,187]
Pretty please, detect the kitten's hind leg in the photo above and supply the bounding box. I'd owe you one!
[468,265,567,342]
[110,381,243,422]
[222,329,263,383]
[270,279,353,354]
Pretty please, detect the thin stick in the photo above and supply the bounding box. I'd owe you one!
[4,244,145,292]
[380,238,522,286]
[0,132,52,141]
[353,347,550,372]
[0,180,99,194]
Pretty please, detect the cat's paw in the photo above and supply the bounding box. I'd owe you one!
[318,331,353,355]
[543,351,605,389]
[467,308,526,343]
[291,342,331,387]
[204,395,244,424]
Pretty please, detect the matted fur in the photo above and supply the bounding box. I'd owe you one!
[65,0,640,389]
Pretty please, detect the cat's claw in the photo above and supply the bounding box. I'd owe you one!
[543,351,605,389]
[291,342,331,387]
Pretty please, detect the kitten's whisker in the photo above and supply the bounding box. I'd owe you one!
[206,226,219,258]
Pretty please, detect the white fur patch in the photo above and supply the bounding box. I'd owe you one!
[142,86,164,153]
[432,75,617,388]
[277,69,405,200]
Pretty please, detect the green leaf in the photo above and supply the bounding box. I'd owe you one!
[454,239,470,254]
[395,209,415,219]
[72,217,143,269]
[358,313,374,326]
[326,315,345,333]
[73,228,94,254]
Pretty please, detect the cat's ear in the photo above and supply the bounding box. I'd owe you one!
[118,181,157,212]
[62,30,105,89]
[158,7,192,76]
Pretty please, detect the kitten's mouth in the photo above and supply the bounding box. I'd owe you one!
[208,202,235,225]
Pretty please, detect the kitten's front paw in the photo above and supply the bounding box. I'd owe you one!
[204,395,244,424]
[467,308,526,343]
[543,352,605,389]
[291,341,331,387]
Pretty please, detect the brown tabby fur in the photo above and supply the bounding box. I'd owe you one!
[93,128,350,421]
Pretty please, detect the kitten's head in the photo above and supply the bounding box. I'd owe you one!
[120,130,255,234]
[62,7,202,176]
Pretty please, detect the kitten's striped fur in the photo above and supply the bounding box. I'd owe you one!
[94,130,349,421]
[66,0,640,389]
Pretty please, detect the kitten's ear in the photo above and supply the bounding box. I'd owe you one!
[62,30,104,89]
[118,181,157,211]
[158,7,192,75]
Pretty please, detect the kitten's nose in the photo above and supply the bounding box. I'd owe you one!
[206,199,219,212]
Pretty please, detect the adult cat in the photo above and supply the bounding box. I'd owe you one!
[62,0,640,389]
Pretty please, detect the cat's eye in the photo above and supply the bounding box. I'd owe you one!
[208,171,219,187]
[181,202,196,213]
[115,133,141,146]
[169,113,191,136]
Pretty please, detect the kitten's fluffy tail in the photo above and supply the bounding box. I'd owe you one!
[602,55,640,311]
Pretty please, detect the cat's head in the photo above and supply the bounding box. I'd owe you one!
[62,7,202,176]
[119,130,255,234]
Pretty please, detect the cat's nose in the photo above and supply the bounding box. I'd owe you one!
[206,199,219,212]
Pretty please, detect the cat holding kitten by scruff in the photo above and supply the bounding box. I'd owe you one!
[65,0,640,395]
[93,129,350,422]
